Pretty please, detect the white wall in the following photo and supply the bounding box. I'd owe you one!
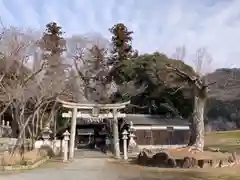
[133,125,190,130]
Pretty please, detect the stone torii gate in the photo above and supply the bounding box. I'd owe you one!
[57,98,130,159]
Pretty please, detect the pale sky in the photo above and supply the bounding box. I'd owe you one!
[0,0,240,69]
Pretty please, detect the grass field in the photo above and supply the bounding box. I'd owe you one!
[205,130,240,153]
[138,167,240,180]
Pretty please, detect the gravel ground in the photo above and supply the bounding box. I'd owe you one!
[0,158,145,180]
[1,157,240,180]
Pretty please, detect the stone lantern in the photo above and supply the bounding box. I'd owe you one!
[129,121,135,133]
[6,121,12,137]
[128,121,136,153]
[63,130,70,162]
[42,126,52,145]
[0,120,4,137]
[122,129,129,160]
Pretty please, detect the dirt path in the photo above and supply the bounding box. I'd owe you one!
[1,158,115,180]
[1,158,149,180]
[1,157,240,180]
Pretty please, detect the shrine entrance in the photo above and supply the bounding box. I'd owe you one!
[75,120,109,150]
[58,98,130,159]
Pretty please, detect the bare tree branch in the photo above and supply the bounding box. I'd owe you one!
[168,82,188,95]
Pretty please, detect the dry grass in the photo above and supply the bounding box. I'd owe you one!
[117,130,240,180]
[108,161,240,180]
[141,167,240,180]
[205,130,240,153]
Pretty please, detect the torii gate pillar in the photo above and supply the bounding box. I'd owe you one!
[69,107,77,160]
[113,109,120,159]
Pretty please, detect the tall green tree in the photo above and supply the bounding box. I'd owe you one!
[39,22,67,132]
[108,23,136,84]
[123,52,193,117]
[40,22,66,56]
[39,22,67,95]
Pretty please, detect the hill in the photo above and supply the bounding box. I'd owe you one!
[206,68,240,101]
[205,68,240,130]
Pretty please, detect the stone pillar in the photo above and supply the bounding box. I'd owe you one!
[69,108,77,160]
[63,130,70,162]
[113,109,120,159]
[53,113,57,140]
[122,130,128,160]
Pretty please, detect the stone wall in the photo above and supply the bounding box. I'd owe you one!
[0,138,17,153]
[0,120,12,138]
[0,137,63,156]
[34,139,64,156]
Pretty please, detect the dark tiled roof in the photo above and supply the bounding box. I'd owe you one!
[125,114,190,126]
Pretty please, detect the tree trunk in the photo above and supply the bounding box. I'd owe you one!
[53,112,57,140]
[10,105,19,138]
[11,118,19,138]
[188,94,205,151]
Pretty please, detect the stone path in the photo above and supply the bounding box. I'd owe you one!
[1,157,146,180]
[2,159,108,180]
[0,149,159,180]
[74,149,111,158]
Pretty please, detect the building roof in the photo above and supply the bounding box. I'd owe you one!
[125,114,190,126]
[77,128,94,135]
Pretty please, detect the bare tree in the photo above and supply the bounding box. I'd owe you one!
[67,35,113,103]
[66,34,146,105]
[164,47,235,152]
[0,27,51,157]
[0,25,70,156]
